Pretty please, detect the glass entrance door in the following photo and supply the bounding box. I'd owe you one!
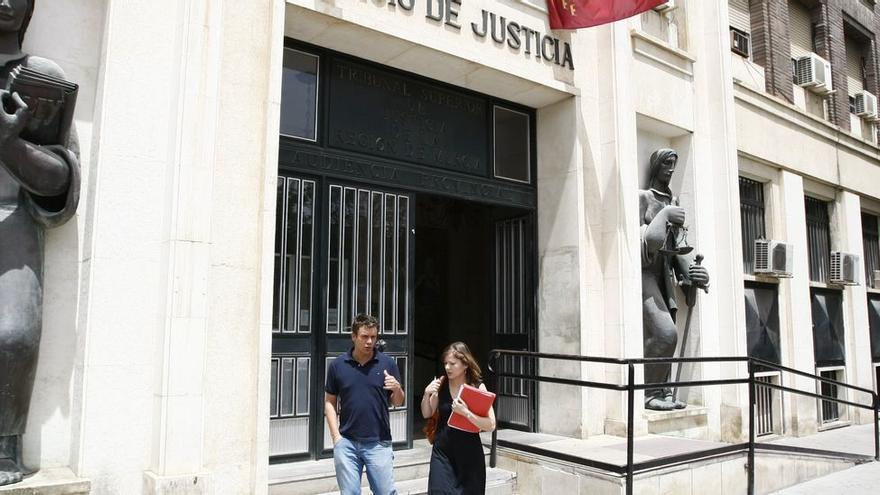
[492,214,537,431]
[319,182,414,455]
[270,176,414,460]
[270,176,317,458]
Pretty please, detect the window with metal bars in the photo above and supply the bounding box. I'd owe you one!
[805,196,831,283]
[863,212,880,289]
[740,177,767,274]
[817,367,845,424]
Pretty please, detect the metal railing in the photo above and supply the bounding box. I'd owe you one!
[486,350,880,495]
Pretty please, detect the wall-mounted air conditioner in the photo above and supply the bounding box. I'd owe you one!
[795,53,833,95]
[855,91,878,120]
[731,28,751,58]
[754,239,794,278]
[830,251,860,286]
[654,0,675,13]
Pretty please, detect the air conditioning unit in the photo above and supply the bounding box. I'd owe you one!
[830,251,860,286]
[654,0,675,13]
[731,28,750,58]
[854,91,878,119]
[754,239,794,278]
[795,53,833,94]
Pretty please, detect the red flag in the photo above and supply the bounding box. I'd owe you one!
[547,0,668,29]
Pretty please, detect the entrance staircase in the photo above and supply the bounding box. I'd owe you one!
[268,440,517,494]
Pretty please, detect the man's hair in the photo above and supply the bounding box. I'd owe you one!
[351,314,379,335]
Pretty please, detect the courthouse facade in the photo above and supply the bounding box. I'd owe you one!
[13,0,880,493]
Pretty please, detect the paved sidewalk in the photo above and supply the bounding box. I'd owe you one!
[769,423,880,494]
[771,460,880,494]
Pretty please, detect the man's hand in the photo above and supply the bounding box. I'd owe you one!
[383,369,400,392]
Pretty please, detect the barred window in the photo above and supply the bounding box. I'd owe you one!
[740,177,766,274]
[863,212,880,288]
[805,196,831,283]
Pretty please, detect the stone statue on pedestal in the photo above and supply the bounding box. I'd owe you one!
[639,149,708,411]
[0,0,80,485]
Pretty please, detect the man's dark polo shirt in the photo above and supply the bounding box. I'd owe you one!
[325,349,402,442]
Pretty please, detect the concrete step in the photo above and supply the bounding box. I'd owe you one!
[312,468,516,495]
[269,440,511,495]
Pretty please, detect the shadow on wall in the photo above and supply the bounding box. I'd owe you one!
[20,0,105,470]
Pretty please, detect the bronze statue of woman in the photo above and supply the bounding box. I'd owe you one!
[639,149,707,411]
[0,0,80,485]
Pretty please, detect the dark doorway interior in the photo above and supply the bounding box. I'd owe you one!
[412,193,528,438]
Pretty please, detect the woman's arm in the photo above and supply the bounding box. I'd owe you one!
[421,376,443,418]
[451,383,496,432]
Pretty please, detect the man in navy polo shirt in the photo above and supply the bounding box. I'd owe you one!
[325,314,404,495]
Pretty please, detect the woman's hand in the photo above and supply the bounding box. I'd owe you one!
[424,376,444,397]
[0,90,30,149]
[451,397,471,418]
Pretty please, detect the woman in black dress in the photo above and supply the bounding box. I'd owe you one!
[421,342,496,494]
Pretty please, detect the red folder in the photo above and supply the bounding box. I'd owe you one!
[447,384,496,433]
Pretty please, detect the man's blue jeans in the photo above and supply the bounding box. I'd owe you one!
[333,437,397,495]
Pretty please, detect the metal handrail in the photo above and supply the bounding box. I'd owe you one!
[486,349,880,495]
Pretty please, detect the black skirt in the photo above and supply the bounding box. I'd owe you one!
[427,384,486,495]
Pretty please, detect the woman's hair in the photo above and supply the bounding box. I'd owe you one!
[18,0,35,49]
[441,341,482,386]
[647,148,677,189]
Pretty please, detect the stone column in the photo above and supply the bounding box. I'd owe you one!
[689,0,748,443]
[71,1,280,493]
[834,191,874,424]
[596,21,648,438]
[777,171,817,435]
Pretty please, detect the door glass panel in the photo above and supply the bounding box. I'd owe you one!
[270,358,279,417]
[327,186,342,333]
[273,179,285,332]
[296,357,311,416]
[384,194,397,334]
[300,182,314,332]
[357,190,370,315]
[284,179,300,333]
[281,358,294,416]
[397,197,409,334]
[493,106,531,183]
[342,188,356,332]
[371,192,383,318]
[280,49,319,141]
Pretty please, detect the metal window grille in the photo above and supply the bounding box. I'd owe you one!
[863,212,880,288]
[805,196,831,283]
[818,367,845,424]
[270,356,311,419]
[326,186,409,334]
[272,178,315,333]
[494,218,532,428]
[739,177,766,274]
[755,373,779,436]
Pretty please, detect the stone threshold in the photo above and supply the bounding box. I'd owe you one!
[0,468,90,495]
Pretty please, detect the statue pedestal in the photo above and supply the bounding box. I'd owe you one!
[0,468,90,494]
[643,406,709,439]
